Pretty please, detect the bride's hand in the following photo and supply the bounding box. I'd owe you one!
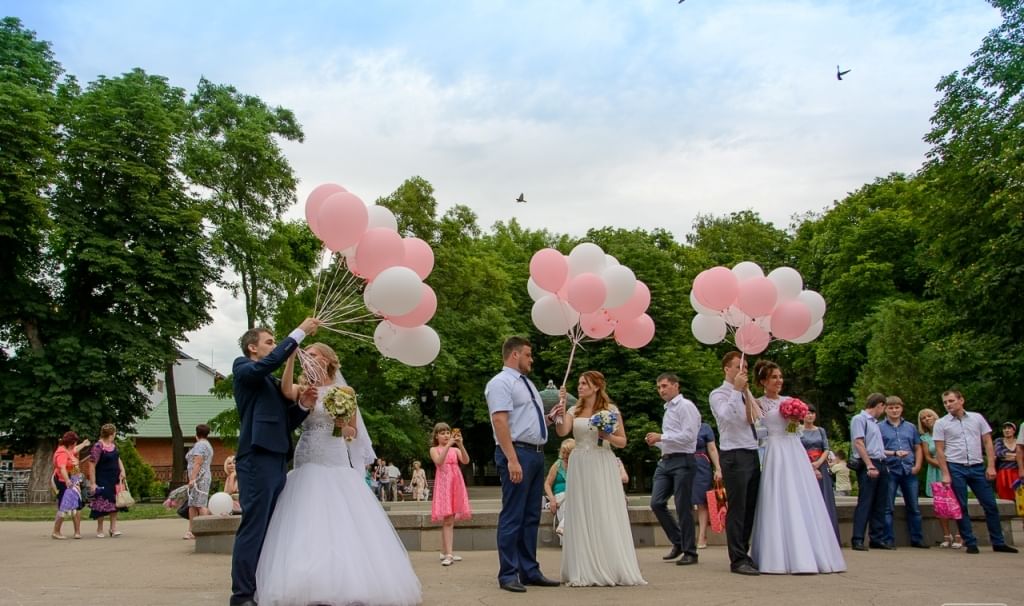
[299,385,317,407]
[340,426,356,440]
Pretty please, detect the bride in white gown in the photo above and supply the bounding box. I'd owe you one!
[256,344,421,605]
[750,360,845,575]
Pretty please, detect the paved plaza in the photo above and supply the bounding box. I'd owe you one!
[0,517,1019,606]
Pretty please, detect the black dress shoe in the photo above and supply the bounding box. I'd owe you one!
[910,542,930,549]
[676,554,698,566]
[522,576,560,587]
[730,562,760,575]
[230,599,257,606]
[851,543,868,551]
[500,581,528,592]
[662,545,683,560]
[992,544,1018,553]
[869,542,896,550]
[965,545,979,554]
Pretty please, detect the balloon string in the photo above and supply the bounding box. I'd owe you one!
[561,324,585,388]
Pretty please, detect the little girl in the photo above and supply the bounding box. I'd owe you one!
[430,422,472,566]
[57,465,84,519]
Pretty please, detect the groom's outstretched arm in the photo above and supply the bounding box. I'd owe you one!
[235,318,319,385]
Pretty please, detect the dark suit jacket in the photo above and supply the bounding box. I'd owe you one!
[233,336,309,458]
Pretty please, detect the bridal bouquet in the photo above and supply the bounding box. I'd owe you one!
[323,385,357,439]
[589,410,618,447]
[779,397,810,433]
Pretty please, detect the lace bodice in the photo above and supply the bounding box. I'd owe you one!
[571,415,613,451]
[762,408,798,439]
[293,387,352,469]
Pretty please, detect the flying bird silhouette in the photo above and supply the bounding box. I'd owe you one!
[515,193,526,204]
[836,65,851,80]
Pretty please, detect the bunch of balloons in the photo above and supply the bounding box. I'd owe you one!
[528,243,655,349]
[305,183,440,367]
[689,262,825,355]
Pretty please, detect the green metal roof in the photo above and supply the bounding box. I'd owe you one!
[131,395,235,438]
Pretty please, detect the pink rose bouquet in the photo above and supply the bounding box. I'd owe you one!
[779,397,810,433]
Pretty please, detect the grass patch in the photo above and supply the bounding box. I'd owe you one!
[0,502,178,522]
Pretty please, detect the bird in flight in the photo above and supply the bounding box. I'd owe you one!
[515,193,526,204]
[836,65,851,80]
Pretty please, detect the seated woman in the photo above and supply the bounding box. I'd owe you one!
[544,438,575,540]
[223,456,241,514]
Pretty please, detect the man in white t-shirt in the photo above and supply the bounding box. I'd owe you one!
[934,389,1018,555]
[386,462,401,501]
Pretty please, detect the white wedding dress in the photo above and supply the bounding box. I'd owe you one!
[750,406,846,574]
[256,386,422,605]
[560,415,646,587]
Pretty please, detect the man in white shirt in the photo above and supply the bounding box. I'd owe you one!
[709,351,762,576]
[934,389,1018,554]
[645,373,701,566]
[386,462,401,501]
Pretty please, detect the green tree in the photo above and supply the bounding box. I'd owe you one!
[917,0,1024,419]
[182,77,305,329]
[0,68,214,495]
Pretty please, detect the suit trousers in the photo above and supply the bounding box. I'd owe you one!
[494,445,546,584]
[231,450,288,602]
[852,459,888,546]
[720,448,760,567]
[650,454,697,557]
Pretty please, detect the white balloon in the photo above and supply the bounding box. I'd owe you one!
[362,280,380,314]
[208,492,233,516]
[567,242,606,277]
[755,314,772,333]
[723,305,749,328]
[601,265,637,309]
[797,290,827,323]
[392,325,441,366]
[790,319,824,344]
[691,314,727,345]
[767,267,803,301]
[531,295,580,336]
[527,277,550,302]
[366,205,398,232]
[374,320,401,357]
[604,254,620,267]
[732,261,764,282]
[366,266,422,316]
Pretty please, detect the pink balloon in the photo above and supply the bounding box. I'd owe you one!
[770,300,812,341]
[735,277,778,318]
[530,248,569,293]
[580,310,615,339]
[345,252,363,279]
[401,237,434,280]
[318,192,369,252]
[735,323,770,355]
[388,284,437,328]
[566,273,607,314]
[693,267,739,311]
[305,183,347,238]
[607,281,650,322]
[614,313,655,349]
[355,228,404,281]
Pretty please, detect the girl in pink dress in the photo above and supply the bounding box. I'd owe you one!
[430,422,472,566]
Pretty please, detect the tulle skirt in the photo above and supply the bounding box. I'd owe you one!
[256,462,422,605]
[750,433,846,574]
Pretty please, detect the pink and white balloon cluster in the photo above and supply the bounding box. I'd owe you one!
[528,243,655,349]
[305,183,440,367]
[689,262,826,355]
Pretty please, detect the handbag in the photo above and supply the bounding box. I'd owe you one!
[847,456,864,472]
[931,482,962,520]
[115,480,135,509]
[177,500,190,520]
[1014,480,1024,517]
[705,478,728,533]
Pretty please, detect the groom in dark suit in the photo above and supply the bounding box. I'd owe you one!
[230,318,319,606]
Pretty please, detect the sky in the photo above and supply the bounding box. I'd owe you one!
[5,0,1002,375]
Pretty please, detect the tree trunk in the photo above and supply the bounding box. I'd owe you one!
[28,438,55,503]
[166,362,186,486]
